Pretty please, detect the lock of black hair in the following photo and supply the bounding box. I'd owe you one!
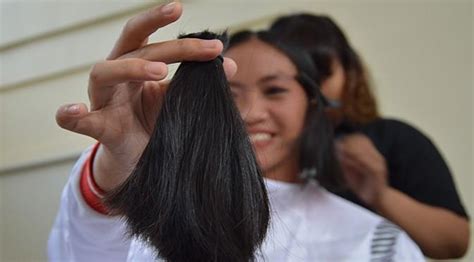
[105,31,270,262]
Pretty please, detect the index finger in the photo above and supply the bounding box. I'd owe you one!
[108,1,182,60]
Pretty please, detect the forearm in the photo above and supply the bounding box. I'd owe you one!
[374,187,470,258]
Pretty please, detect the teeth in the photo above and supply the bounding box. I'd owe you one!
[249,133,271,142]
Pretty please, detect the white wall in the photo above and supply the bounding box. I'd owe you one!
[0,0,472,261]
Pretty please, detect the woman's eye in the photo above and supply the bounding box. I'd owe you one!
[265,87,287,95]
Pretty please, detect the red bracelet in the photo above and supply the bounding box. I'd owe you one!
[79,143,109,214]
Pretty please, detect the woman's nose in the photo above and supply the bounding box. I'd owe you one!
[238,94,269,125]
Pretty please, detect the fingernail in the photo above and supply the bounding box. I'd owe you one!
[66,104,80,114]
[201,39,220,48]
[146,62,165,78]
[161,2,176,15]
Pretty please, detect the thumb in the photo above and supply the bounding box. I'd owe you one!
[56,103,87,129]
[56,103,102,139]
[223,57,237,80]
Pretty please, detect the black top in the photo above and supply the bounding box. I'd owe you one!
[335,118,469,218]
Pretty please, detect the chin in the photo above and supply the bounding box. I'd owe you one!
[255,154,270,173]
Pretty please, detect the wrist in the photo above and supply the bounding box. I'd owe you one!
[93,144,135,192]
[372,186,397,214]
[79,143,109,214]
[367,167,389,208]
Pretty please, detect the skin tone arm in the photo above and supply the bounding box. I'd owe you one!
[337,134,470,258]
[55,2,237,192]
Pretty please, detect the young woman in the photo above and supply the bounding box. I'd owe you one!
[48,2,424,261]
[270,14,470,258]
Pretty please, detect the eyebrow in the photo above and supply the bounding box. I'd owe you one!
[258,74,281,84]
[229,74,295,88]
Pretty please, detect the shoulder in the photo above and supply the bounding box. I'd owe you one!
[304,185,385,232]
[360,118,438,154]
[301,187,424,259]
[362,118,427,138]
[370,220,425,261]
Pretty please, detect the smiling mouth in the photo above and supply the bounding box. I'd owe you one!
[249,133,273,148]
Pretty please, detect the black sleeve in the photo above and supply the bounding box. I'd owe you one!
[363,119,469,219]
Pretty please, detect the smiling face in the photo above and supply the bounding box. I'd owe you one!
[226,38,309,182]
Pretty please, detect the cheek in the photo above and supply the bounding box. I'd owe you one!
[321,74,345,101]
[272,98,308,140]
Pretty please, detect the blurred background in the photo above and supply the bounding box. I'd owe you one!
[0,0,472,261]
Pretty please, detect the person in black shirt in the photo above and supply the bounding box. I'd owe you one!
[270,14,470,258]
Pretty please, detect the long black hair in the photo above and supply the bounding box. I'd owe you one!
[105,31,270,262]
[227,30,344,190]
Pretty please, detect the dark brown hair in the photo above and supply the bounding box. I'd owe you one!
[270,14,379,124]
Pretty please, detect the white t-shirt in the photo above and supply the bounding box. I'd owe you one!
[48,148,424,261]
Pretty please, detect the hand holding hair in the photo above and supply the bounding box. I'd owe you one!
[336,133,388,206]
[55,2,236,192]
[105,30,269,261]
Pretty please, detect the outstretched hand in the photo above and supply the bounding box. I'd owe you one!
[56,2,237,191]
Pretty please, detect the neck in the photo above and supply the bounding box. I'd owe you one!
[263,157,301,183]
